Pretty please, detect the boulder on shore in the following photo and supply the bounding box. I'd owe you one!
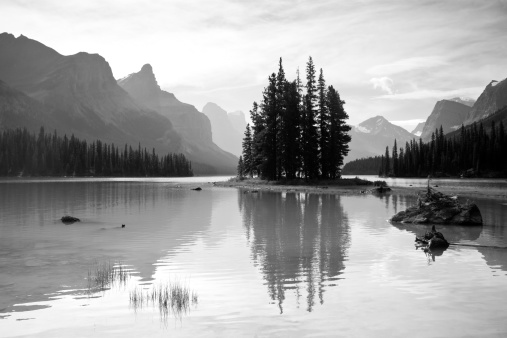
[390,188,482,225]
[61,216,80,224]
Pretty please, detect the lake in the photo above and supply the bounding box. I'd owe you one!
[1,177,507,337]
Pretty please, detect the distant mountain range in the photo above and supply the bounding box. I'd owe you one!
[202,103,244,157]
[346,77,506,166]
[464,79,507,125]
[228,110,247,135]
[420,98,473,141]
[117,64,238,173]
[411,122,425,137]
[346,116,416,162]
[416,78,506,142]
[0,33,238,174]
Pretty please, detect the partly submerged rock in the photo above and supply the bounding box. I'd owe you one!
[61,216,80,224]
[391,188,482,225]
[371,186,391,193]
[415,225,450,249]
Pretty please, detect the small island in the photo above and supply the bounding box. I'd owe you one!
[390,187,483,225]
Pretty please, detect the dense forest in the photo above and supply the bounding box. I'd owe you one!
[238,57,351,180]
[0,127,193,177]
[342,119,507,177]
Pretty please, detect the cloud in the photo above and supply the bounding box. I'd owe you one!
[367,56,448,76]
[374,87,484,101]
[370,77,394,95]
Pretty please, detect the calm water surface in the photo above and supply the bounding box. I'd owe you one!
[1,177,507,337]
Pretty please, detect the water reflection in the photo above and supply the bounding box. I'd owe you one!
[239,191,349,313]
[0,181,213,313]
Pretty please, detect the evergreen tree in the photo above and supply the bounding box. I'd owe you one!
[392,139,398,176]
[242,124,254,177]
[237,156,245,179]
[317,68,330,178]
[302,56,320,179]
[384,146,390,176]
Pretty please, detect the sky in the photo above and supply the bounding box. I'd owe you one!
[2,0,507,131]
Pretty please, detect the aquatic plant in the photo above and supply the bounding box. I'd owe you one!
[129,280,198,319]
[86,261,131,293]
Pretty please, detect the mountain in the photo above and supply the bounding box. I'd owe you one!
[449,97,475,107]
[464,78,507,125]
[411,122,425,137]
[0,79,58,132]
[228,111,247,134]
[0,33,236,174]
[202,102,243,157]
[420,99,472,141]
[446,105,507,139]
[346,116,417,162]
[117,64,237,173]
[0,33,181,148]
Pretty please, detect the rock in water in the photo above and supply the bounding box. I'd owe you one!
[61,216,80,224]
[391,188,482,225]
[415,225,450,249]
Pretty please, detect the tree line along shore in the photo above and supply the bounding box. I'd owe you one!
[0,127,193,177]
[343,118,507,178]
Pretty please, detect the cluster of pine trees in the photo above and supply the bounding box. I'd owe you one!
[343,120,507,177]
[237,57,351,180]
[0,127,193,177]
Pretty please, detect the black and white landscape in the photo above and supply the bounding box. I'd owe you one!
[1,1,507,337]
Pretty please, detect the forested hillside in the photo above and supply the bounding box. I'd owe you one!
[0,127,193,177]
[342,110,507,177]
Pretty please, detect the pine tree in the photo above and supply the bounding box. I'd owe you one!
[242,124,254,177]
[317,69,330,178]
[392,139,398,176]
[302,56,320,179]
[237,156,245,179]
[384,146,390,175]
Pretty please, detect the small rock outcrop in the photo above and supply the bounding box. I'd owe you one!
[415,225,450,249]
[61,216,80,224]
[390,188,482,225]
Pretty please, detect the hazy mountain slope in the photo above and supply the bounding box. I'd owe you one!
[0,79,59,132]
[346,116,417,162]
[202,102,243,157]
[464,78,507,125]
[228,111,247,134]
[411,122,425,137]
[0,33,181,148]
[420,99,471,141]
[0,33,236,174]
[117,64,238,173]
[446,105,507,139]
[449,97,475,107]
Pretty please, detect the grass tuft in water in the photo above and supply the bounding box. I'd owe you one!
[86,261,131,293]
[129,280,198,319]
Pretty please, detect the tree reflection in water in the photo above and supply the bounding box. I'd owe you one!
[239,190,350,313]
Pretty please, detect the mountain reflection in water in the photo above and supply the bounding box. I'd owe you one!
[239,191,349,313]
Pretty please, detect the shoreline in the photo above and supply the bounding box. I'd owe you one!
[213,178,507,200]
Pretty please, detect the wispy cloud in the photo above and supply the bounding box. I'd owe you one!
[374,87,484,101]
[2,0,506,124]
[367,56,448,76]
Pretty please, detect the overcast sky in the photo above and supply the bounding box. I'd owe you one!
[2,0,507,131]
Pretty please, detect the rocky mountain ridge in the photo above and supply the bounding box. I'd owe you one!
[0,33,237,174]
[346,116,417,162]
[420,99,472,141]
